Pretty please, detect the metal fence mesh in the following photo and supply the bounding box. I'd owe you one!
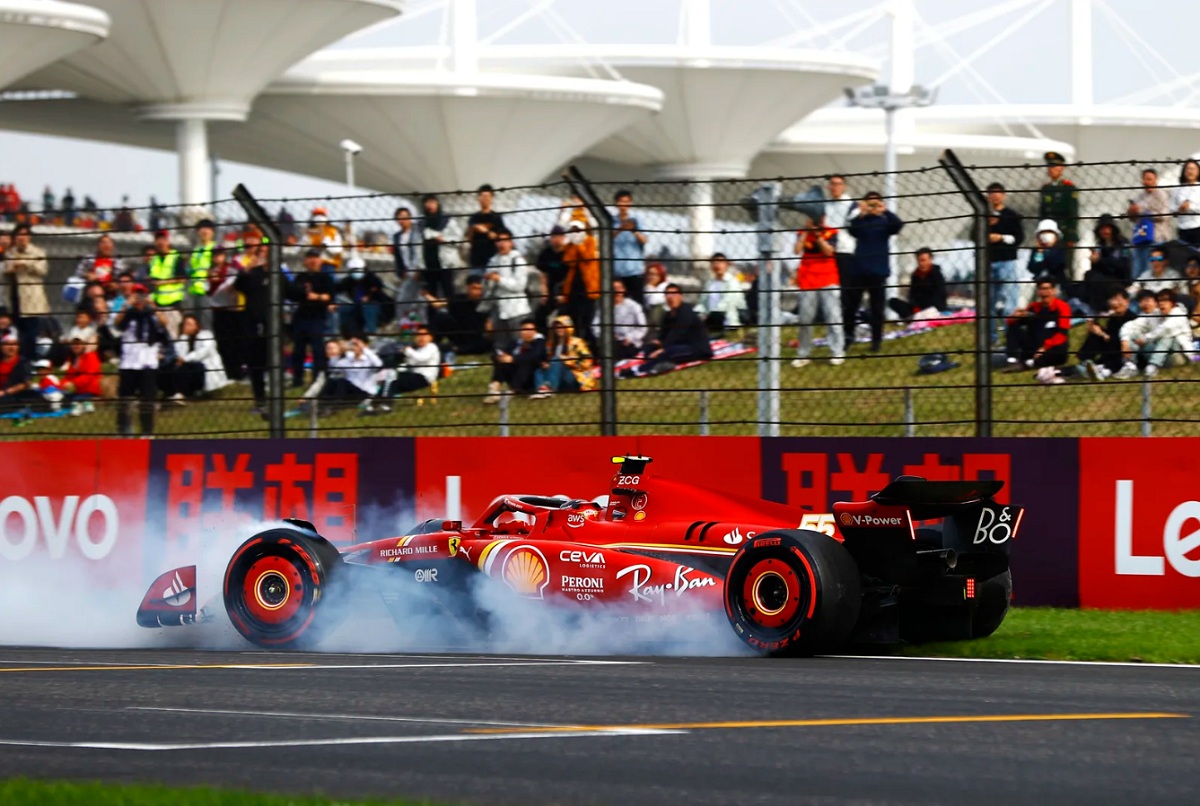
[1,156,1196,439]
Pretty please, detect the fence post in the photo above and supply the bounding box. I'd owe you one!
[231,184,284,438]
[904,387,915,437]
[748,182,782,438]
[938,150,992,437]
[499,392,510,437]
[699,390,710,436]
[1141,380,1152,437]
[565,166,617,436]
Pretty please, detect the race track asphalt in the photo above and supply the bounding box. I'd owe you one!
[0,648,1196,806]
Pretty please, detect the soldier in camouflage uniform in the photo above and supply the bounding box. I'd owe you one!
[1038,151,1080,248]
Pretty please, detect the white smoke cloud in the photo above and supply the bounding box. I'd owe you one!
[0,498,753,657]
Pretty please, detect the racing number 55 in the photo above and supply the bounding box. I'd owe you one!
[799,513,836,537]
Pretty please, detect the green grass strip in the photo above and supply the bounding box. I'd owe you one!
[901,607,1200,664]
[0,778,449,806]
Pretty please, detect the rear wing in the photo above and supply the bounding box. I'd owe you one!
[871,478,1003,508]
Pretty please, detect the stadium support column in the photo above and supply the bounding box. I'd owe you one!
[141,102,249,212]
[177,119,209,209]
[690,181,715,266]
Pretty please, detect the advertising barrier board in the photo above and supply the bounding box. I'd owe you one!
[1079,438,1200,610]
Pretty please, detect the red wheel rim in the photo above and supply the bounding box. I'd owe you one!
[241,555,304,625]
[742,558,802,629]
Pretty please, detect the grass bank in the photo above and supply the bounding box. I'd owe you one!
[899,607,1200,664]
[0,779,444,806]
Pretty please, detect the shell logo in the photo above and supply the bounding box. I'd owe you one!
[502,545,549,599]
[839,512,853,526]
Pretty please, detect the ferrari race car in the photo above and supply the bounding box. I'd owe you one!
[138,456,1023,656]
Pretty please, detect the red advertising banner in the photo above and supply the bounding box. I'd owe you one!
[415,437,761,524]
[1079,439,1200,609]
[0,439,149,583]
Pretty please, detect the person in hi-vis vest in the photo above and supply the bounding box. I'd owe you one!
[147,229,185,338]
[186,218,217,329]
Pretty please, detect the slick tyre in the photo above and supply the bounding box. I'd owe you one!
[223,528,342,649]
[724,530,861,657]
[971,570,1012,639]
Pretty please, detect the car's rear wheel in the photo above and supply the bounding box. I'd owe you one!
[971,570,1012,638]
[223,528,342,649]
[724,530,861,657]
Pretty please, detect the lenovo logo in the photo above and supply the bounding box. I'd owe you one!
[1115,480,1200,578]
[0,495,120,562]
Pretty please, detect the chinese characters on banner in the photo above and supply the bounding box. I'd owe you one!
[145,440,415,576]
[760,439,1080,607]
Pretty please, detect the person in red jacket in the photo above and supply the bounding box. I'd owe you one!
[1005,276,1072,369]
[61,337,103,402]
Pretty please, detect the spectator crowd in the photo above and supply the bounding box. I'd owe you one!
[3,155,1200,435]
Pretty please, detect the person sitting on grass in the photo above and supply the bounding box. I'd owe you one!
[1004,276,1071,370]
[698,253,746,333]
[484,318,545,404]
[531,315,594,400]
[317,337,382,414]
[60,336,102,412]
[639,284,712,373]
[1117,290,1194,379]
[887,247,947,323]
[591,279,647,359]
[1114,290,1163,378]
[377,325,441,407]
[1072,287,1139,380]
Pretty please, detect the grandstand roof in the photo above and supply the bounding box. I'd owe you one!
[0,0,109,91]
[22,0,403,120]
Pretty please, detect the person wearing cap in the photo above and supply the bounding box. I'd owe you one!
[985,182,1024,339]
[1,223,49,360]
[147,228,185,337]
[1004,276,1071,370]
[113,282,168,436]
[186,218,218,328]
[288,248,335,387]
[1026,220,1069,288]
[305,207,344,274]
[1037,152,1079,248]
[535,225,569,325]
[0,333,36,411]
[466,184,508,275]
[612,189,648,303]
[334,255,388,338]
[1127,167,1174,280]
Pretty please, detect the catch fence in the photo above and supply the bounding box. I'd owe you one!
[1,154,1197,439]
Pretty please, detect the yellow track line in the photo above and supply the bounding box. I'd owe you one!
[468,712,1188,734]
[0,664,314,673]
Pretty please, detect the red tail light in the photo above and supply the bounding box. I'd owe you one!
[965,578,976,599]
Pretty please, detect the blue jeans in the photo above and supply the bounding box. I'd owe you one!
[534,358,580,392]
[1131,245,1152,280]
[989,260,1020,342]
[291,318,327,385]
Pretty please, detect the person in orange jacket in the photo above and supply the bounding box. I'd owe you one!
[558,221,600,344]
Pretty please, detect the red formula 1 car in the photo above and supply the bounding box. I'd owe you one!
[138,456,1022,655]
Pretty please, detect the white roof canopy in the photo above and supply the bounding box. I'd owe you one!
[0,0,109,91]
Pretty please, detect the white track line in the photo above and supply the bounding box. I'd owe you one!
[0,728,682,752]
[129,706,562,729]
[826,655,1200,670]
